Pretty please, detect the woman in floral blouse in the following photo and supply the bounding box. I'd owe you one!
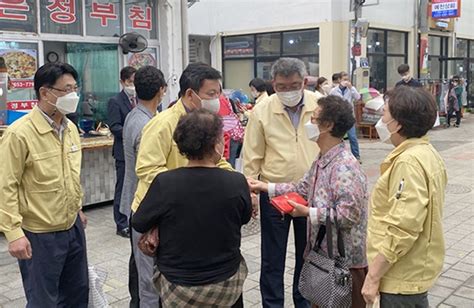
[249,95,368,307]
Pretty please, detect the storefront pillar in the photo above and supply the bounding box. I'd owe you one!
[158,0,186,108]
[319,21,350,80]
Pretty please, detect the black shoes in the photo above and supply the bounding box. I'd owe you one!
[116,227,130,238]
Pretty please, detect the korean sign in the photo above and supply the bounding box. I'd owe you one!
[431,0,461,19]
[7,100,38,110]
[40,0,82,34]
[0,0,37,32]
[125,0,157,39]
[86,0,121,36]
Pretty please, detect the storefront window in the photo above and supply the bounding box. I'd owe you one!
[257,33,280,56]
[223,35,254,58]
[40,0,83,35]
[425,35,448,79]
[387,56,406,87]
[256,58,277,80]
[223,28,320,94]
[0,41,38,104]
[367,29,408,91]
[66,43,119,123]
[0,0,37,33]
[387,31,405,55]
[283,30,319,56]
[455,39,468,58]
[224,59,253,92]
[125,0,157,40]
[368,54,385,91]
[367,30,385,53]
[299,56,319,77]
[85,0,122,37]
[470,40,474,57]
[429,36,442,55]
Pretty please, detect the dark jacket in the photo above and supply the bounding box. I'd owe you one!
[108,90,134,161]
[395,78,422,88]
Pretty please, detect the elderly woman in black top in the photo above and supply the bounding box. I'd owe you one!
[132,109,252,307]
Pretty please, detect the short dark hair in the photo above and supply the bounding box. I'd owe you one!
[384,87,437,138]
[134,66,167,101]
[332,73,341,82]
[120,66,136,81]
[397,64,410,75]
[340,71,349,78]
[34,62,78,100]
[249,78,267,92]
[179,62,221,97]
[316,95,355,138]
[173,109,223,160]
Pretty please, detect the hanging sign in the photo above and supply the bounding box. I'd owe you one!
[431,0,461,19]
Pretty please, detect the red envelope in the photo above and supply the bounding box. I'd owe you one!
[270,192,308,214]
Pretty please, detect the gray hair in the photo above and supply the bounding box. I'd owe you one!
[270,58,307,80]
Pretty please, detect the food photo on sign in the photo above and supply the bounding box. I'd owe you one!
[0,48,37,89]
[127,49,157,70]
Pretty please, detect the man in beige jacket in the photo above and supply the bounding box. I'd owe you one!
[243,58,319,308]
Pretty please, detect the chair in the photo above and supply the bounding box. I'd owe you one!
[354,102,378,140]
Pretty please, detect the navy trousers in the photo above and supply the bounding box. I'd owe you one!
[259,192,310,308]
[19,217,89,308]
[114,159,128,231]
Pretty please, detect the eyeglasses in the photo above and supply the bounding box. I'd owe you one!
[49,86,80,94]
[274,82,303,92]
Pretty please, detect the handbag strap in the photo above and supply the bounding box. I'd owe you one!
[310,163,346,259]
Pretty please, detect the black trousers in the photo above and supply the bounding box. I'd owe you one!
[19,217,89,308]
[129,216,140,308]
[447,106,461,126]
[114,159,128,231]
[380,292,429,308]
[259,192,310,308]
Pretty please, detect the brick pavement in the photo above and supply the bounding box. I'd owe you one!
[1,114,473,307]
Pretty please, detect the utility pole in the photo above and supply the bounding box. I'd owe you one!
[419,0,430,79]
[350,0,365,83]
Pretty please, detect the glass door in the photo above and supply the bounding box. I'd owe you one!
[439,57,468,79]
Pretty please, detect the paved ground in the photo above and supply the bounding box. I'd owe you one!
[1,114,473,307]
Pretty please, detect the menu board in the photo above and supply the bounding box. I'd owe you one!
[0,48,37,89]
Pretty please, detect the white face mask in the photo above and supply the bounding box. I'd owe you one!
[304,120,328,143]
[201,98,220,113]
[277,90,302,107]
[124,86,136,97]
[321,84,332,95]
[375,118,396,144]
[193,90,220,113]
[48,91,80,115]
[304,120,320,142]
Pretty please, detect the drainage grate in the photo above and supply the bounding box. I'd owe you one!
[445,184,472,194]
[242,218,261,237]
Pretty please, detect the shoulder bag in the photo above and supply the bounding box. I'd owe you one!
[298,205,352,307]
